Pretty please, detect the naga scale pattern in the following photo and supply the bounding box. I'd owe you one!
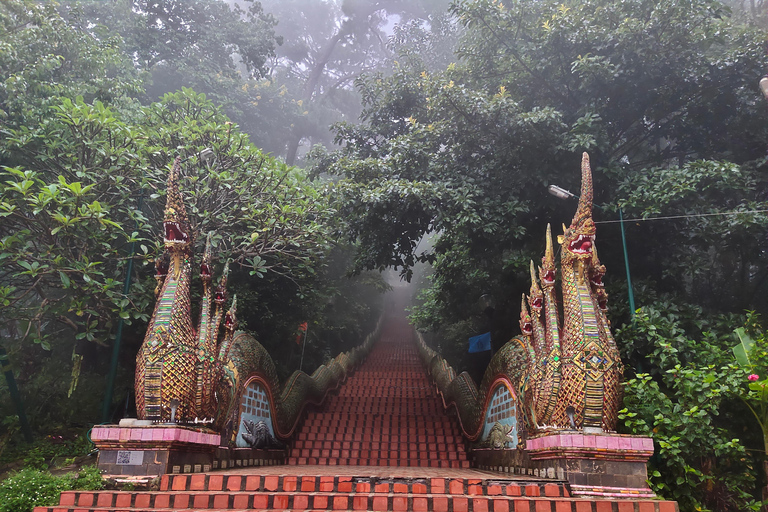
[417,153,624,441]
[134,157,380,445]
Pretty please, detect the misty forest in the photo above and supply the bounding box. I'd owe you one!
[1,0,768,510]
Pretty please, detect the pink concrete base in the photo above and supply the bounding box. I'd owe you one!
[526,432,655,498]
[92,425,221,477]
[91,425,220,447]
[526,432,653,456]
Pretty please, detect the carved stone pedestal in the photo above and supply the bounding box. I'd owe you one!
[527,432,655,497]
[474,431,656,498]
[91,424,220,476]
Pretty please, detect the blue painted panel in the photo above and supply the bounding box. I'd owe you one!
[481,385,518,447]
[235,381,274,448]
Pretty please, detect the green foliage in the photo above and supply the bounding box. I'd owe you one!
[734,327,756,366]
[730,324,768,458]
[70,465,104,491]
[317,0,768,374]
[0,0,141,128]
[318,0,768,356]
[260,0,456,164]
[1,96,153,349]
[0,466,103,512]
[0,429,94,468]
[617,308,766,510]
[71,0,288,154]
[0,468,69,512]
[0,87,332,347]
[616,160,768,313]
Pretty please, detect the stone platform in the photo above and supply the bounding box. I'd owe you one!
[474,431,655,498]
[91,424,284,476]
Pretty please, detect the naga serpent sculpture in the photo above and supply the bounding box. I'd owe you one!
[135,157,379,446]
[417,153,623,443]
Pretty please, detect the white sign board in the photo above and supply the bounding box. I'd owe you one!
[116,450,144,465]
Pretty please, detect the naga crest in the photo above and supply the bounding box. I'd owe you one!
[518,152,623,433]
[528,261,543,316]
[162,158,191,250]
[561,153,596,262]
[519,295,533,336]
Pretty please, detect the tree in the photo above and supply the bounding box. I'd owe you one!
[315,0,767,337]
[259,0,455,163]
[617,306,766,511]
[72,0,279,90]
[0,0,141,132]
[69,0,292,154]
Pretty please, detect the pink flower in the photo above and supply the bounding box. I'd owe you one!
[748,374,760,381]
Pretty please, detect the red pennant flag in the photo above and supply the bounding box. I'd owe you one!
[295,322,308,344]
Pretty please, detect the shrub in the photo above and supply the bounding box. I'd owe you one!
[0,466,104,512]
[0,468,68,512]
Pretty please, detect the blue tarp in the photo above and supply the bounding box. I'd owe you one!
[468,332,492,353]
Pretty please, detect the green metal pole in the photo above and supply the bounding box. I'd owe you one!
[101,193,143,423]
[0,344,33,442]
[618,207,636,318]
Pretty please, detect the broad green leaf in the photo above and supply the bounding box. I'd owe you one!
[732,327,755,367]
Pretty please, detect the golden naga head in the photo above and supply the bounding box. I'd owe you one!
[214,261,230,305]
[589,245,609,312]
[528,260,543,316]
[224,294,238,333]
[163,157,192,251]
[200,233,213,282]
[539,224,557,288]
[519,294,533,336]
[561,153,596,262]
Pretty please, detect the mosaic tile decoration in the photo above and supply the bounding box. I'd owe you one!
[235,380,274,448]
[481,385,517,446]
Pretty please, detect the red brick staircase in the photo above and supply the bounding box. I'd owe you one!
[35,295,678,511]
[288,313,469,468]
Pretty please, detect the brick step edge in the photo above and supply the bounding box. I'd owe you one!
[34,497,679,512]
[60,491,572,511]
[286,454,469,462]
[59,488,574,508]
[287,458,471,467]
[159,474,568,495]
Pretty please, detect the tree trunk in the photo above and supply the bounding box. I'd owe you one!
[285,31,345,165]
[763,456,768,511]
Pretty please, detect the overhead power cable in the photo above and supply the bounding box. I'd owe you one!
[594,209,768,225]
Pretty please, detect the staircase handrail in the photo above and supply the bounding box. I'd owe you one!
[415,331,523,441]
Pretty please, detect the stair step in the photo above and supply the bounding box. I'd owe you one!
[53,490,570,508]
[159,474,563,495]
[34,494,679,512]
[286,458,470,467]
